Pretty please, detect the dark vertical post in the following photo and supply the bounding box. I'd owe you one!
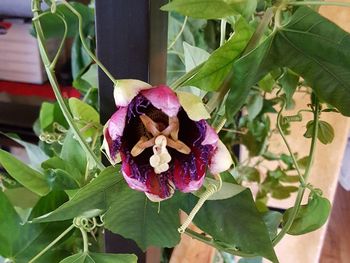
[95,0,168,261]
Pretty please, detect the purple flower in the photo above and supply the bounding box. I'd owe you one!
[103,80,232,201]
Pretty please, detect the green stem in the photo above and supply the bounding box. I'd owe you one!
[168,16,188,50]
[276,99,305,185]
[273,100,320,246]
[220,19,227,46]
[28,224,75,263]
[32,0,105,170]
[60,0,118,86]
[289,1,350,8]
[79,228,89,253]
[184,229,257,258]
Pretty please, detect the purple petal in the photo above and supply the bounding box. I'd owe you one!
[172,145,211,192]
[141,85,181,117]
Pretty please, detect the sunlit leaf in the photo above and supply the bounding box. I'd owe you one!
[283,193,331,235]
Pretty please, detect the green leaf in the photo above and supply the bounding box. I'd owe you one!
[225,0,258,19]
[42,156,83,187]
[0,133,49,171]
[279,70,299,107]
[81,64,99,89]
[0,191,21,257]
[246,92,264,120]
[236,166,260,183]
[258,73,275,92]
[161,0,237,19]
[60,130,87,175]
[261,211,282,239]
[317,121,335,144]
[304,120,335,144]
[194,178,246,200]
[33,167,121,223]
[68,98,100,139]
[181,190,278,262]
[185,18,254,91]
[227,7,350,117]
[283,193,331,235]
[0,191,70,261]
[35,166,181,250]
[4,187,40,209]
[104,190,181,250]
[0,150,50,196]
[183,42,210,72]
[59,252,137,263]
[39,102,55,131]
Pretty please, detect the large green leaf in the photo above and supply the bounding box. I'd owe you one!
[0,191,21,257]
[283,193,331,235]
[181,189,278,262]
[0,149,50,196]
[227,7,350,117]
[185,18,254,91]
[59,252,137,263]
[33,167,122,223]
[104,189,181,250]
[161,0,237,19]
[0,191,70,262]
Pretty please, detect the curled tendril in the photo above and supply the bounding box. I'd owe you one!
[178,174,222,234]
[73,216,105,232]
[39,122,68,145]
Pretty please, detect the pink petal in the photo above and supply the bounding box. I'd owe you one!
[145,175,174,202]
[113,79,151,107]
[209,140,233,174]
[141,85,180,117]
[108,107,127,140]
[102,124,121,165]
[173,147,207,193]
[201,123,219,146]
[120,152,174,201]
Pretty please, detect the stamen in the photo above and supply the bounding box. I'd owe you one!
[139,114,160,136]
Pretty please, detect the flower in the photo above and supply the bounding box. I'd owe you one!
[103,80,232,201]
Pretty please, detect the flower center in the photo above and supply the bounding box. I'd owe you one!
[130,114,191,174]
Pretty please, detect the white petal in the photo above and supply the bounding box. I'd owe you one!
[177,91,210,121]
[209,140,233,174]
[113,79,151,106]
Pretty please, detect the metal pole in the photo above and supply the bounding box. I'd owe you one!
[95,0,168,260]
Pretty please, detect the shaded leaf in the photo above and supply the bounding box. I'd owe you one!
[59,252,137,263]
[33,167,121,223]
[0,149,50,196]
[104,189,181,250]
[261,211,282,239]
[181,190,278,262]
